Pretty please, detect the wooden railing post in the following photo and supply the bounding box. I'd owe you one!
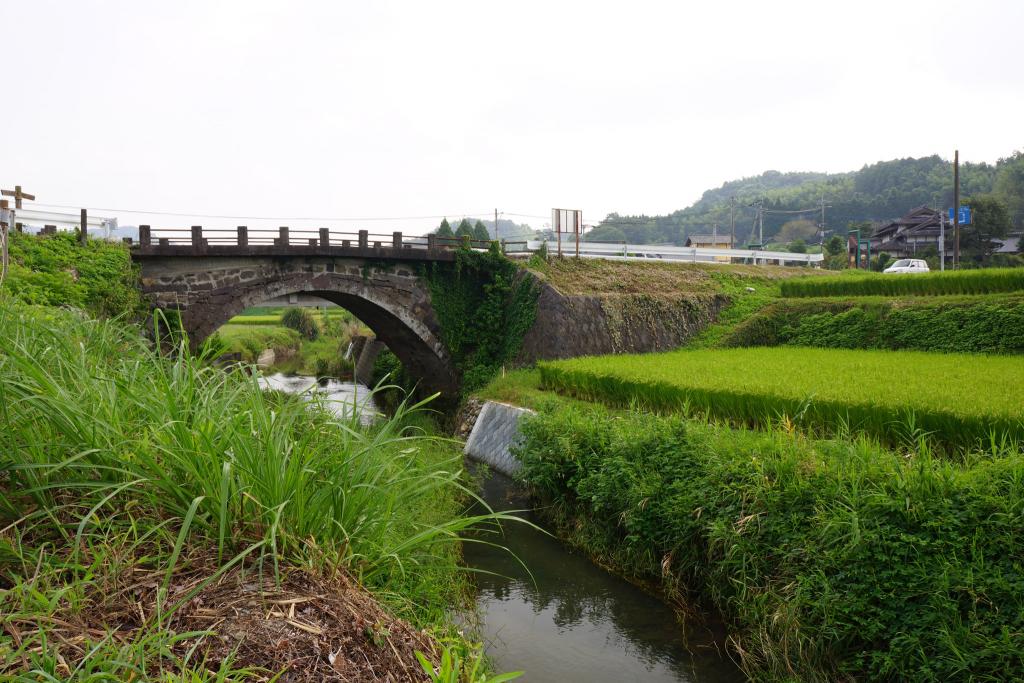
[358,230,369,249]
[427,234,437,252]
[278,226,289,247]
[319,228,329,247]
[392,231,402,249]
[237,226,248,246]
[80,209,88,245]
[191,225,203,248]
[139,225,151,246]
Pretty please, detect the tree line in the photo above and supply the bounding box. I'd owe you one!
[587,151,1024,261]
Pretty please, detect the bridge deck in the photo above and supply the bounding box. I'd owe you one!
[128,226,507,261]
[131,243,458,261]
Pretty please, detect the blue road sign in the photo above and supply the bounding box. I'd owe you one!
[948,207,972,224]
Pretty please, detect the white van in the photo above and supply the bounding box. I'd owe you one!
[883,259,930,274]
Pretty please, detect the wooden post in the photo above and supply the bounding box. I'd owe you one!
[319,228,329,247]
[191,225,203,248]
[358,230,368,249]
[237,226,248,246]
[278,226,289,247]
[80,209,88,244]
[427,234,437,252]
[139,224,151,246]
[0,200,8,280]
[392,231,403,249]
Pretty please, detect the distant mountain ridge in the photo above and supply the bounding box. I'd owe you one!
[591,151,1024,245]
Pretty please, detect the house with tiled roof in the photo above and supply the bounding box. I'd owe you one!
[870,206,945,257]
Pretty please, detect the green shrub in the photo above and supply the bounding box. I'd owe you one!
[725,295,1024,354]
[4,231,143,318]
[781,267,1024,298]
[217,324,302,361]
[281,307,320,340]
[515,403,1024,681]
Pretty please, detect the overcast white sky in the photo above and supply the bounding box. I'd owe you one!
[5,0,1023,233]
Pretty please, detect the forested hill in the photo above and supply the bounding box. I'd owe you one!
[589,151,1024,246]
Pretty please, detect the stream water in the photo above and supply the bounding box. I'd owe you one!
[465,472,741,683]
[262,375,741,682]
[259,373,378,424]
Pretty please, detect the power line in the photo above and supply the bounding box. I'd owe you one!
[28,202,498,223]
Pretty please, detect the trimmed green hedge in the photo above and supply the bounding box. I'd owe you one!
[725,295,1024,354]
[781,267,1024,298]
[515,404,1024,681]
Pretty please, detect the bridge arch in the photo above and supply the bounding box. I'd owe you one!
[137,256,458,397]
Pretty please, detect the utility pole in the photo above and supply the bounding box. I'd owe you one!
[494,208,499,241]
[758,202,764,247]
[953,149,960,269]
[820,194,826,247]
[939,212,946,271]
[729,197,736,248]
[0,200,11,286]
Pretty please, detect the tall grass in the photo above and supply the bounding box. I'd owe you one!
[538,347,1024,451]
[0,299,508,677]
[781,267,1024,298]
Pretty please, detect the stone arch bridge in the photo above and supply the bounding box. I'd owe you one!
[132,225,730,399]
[131,227,479,397]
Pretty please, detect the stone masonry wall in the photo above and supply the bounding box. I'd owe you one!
[517,279,727,362]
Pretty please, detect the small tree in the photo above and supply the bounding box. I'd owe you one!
[435,218,454,238]
[281,308,320,341]
[473,220,491,242]
[823,235,848,270]
[777,219,818,243]
[788,239,807,253]
[455,219,474,239]
[963,194,1012,265]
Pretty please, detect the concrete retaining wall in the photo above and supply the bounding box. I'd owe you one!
[463,401,535,476]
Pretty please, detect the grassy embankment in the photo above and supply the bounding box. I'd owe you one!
[0,234,522,681]
[473,263,1024,681]
[0,299,522,681]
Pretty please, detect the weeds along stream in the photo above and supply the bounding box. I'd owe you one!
[0,300,514,680]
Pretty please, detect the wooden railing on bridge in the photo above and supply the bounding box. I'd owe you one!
[126,226,820,267]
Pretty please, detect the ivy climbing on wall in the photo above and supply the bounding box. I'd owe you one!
[422,244,539,392]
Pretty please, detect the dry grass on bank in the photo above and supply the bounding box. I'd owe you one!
[527,257,813,296]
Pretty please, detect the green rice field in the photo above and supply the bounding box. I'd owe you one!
[781,267,1024,298]
[539,347,1024,449]
[227,307,355,326]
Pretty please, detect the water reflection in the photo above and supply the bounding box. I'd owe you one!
[259,373,377,424]
[465,472,741,683]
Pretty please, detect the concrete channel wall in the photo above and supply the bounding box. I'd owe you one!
[463,401,535,476]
